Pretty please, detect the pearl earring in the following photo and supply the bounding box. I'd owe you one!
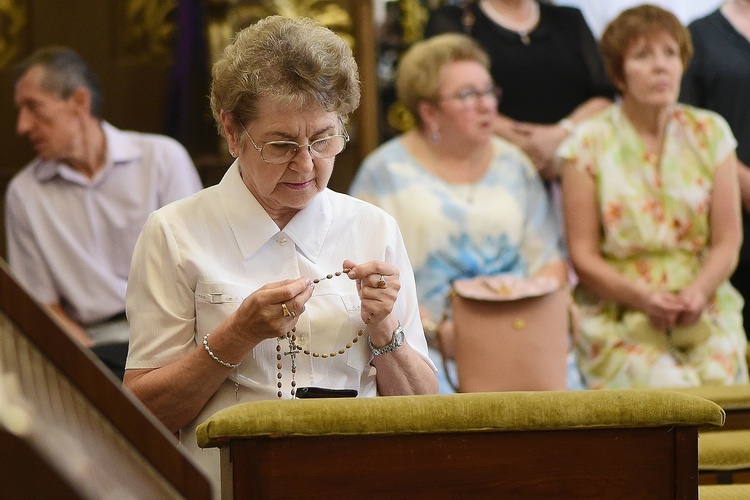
[430,125,441,143]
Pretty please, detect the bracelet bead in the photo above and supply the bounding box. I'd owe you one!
[203,333,241,369]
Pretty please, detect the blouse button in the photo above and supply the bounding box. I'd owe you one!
[278,237,287,245]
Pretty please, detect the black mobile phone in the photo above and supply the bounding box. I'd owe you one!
[295,386,358,399]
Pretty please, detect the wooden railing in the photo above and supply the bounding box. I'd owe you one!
[0,259,211,499]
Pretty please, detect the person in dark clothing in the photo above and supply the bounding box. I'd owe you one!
[681,0,750,340]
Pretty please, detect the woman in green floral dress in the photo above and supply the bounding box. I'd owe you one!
[560,5,748,389]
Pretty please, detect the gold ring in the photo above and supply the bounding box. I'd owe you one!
[377,275,387,288]
[281,303,291,318]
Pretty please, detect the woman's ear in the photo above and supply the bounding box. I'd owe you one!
[417,100,439,133]
[612,75,626,95]
[220,109,240,155]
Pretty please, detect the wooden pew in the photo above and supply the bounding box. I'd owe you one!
[667,385,750,485]
[671,385,750,431]
[197,390,723,499]
[0,259,211,499]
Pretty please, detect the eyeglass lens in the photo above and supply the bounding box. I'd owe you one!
[261,135,347,163]
[455,86,501,103]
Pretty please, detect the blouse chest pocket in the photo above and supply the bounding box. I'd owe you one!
[194,281,253,340]
[297,290,370,373]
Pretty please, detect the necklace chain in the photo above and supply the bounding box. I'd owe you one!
[481,0,539,43]
[275,267,369,398]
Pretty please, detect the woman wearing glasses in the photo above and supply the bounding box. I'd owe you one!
[123,16,438,495]
[350,33,567,393]
[425,0,615,181]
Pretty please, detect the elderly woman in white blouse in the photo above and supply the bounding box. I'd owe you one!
[123,16,437,496]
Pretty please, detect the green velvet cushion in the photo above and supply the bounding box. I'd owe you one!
[669,384,750,410]
[197,390,724,449]
[699,483,750,500]
[699,430,750,470]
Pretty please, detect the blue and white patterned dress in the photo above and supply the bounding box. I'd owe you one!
[350,135,575,391]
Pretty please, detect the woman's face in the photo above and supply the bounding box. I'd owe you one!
[226,101,340,225]
[619,30,683,108]
[430,60,499,144]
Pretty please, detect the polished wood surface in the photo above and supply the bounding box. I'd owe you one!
[0,431,82,500]
[222,426,699,499]
[721,409,750,431]
[0,260,211,499]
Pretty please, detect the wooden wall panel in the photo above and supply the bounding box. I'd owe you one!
[0,0,177,260]
[0,0,379,260]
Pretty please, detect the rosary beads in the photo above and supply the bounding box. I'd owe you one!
[275,267,370,398]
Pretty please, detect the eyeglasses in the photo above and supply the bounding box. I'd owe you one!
[439,86,502,106]
[241,121,350,164]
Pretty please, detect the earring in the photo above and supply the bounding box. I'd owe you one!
[430,125,441,143]
[229,148,237,158]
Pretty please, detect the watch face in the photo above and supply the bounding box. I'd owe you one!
[394,325,405,345]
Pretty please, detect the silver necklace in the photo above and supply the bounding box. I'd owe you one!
[481,0,540,45]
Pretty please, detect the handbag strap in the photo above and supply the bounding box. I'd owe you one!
[436,288,460,393]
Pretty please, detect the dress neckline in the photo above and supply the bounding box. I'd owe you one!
[479,0,540,45]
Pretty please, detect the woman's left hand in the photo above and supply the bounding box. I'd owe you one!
[344,259,400,336]
[676,286,708,327]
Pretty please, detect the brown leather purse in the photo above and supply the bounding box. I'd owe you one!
[440,275,569,392]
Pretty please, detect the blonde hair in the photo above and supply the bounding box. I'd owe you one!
[209,16,360,139]
[600,4,693,89]
[396,33,490,128]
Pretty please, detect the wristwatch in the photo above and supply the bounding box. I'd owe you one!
[369,322,405,356]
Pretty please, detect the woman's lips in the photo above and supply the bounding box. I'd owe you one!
[283,180,313,190]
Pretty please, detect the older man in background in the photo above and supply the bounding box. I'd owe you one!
[6,46,203,380]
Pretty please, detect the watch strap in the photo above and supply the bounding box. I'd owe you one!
[368,321,405,356]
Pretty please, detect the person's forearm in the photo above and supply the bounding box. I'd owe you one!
[46,303,94,348]
[372,345,438,395]
[123,350,230,432]
[689,239,740,300]
[571,251,650,312]
[565,97,613,124]
[124,315,258,432]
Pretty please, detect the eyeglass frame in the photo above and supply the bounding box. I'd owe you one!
[437,85,503,107]
[240,118,350,164]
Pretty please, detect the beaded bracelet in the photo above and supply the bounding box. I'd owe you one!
[203,332,241,369]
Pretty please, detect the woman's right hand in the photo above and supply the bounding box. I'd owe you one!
[227,277,314,346]
[643,291,684,331]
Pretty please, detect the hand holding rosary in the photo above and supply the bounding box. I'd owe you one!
[276,266,391,398]
[203,263,400,400]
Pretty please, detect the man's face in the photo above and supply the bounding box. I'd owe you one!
[14,66,82,161]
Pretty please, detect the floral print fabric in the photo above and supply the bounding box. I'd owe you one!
[559,103,748,388]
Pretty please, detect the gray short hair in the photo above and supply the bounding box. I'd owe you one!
[209,16,361,139]
[14,46,103,118]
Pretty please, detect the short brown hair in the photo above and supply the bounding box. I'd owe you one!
[209,16,360,140]
[600,4,693,89]
[396,33,490,128]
